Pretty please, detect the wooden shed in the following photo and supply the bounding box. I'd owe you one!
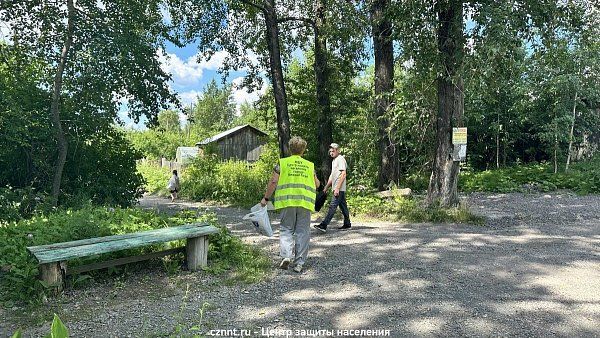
[196,125,268,162]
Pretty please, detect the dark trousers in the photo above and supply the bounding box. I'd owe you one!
[320,191,351,227]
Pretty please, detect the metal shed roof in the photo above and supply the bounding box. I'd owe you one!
[195,125,268,146]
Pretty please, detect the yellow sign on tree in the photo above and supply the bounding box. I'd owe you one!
[452,127,467,145]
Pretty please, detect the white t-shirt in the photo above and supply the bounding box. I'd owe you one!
[330,155,347,192]
[167,175,180,190]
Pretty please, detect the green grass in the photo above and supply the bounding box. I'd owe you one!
[137,163,172,195]
[138,146,279,208]
[398,156,600,194]
[347,193,485,225]
[0,207,270,306]
[207,225,272,284]
[460,156,600,194]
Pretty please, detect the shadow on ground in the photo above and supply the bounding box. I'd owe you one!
[4,194,599,337]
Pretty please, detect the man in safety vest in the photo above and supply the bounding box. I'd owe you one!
[261,136,320,273]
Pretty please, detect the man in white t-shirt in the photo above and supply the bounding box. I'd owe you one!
[314,143,351,233]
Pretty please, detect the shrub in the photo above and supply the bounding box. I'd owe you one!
[346,192,484,224]
[179,144,279,207]
[207,225,271,283]
[0,186,49,223]
[0,207,269,305]
[459,156,600,194]
[137,163,172,195]
[60,128,146,207]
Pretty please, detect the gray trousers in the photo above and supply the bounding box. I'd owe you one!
[279,207,311,266]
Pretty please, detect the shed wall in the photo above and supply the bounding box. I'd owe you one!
[215,129,265,161]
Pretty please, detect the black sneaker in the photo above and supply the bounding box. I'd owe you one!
[313,224,327,233]
[338,224,352,230]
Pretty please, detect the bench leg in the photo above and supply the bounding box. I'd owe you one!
[186,236,208,271]
[40,261,66,295]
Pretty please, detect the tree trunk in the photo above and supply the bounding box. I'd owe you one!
[565,91,578,172]
[371,0,397,191]
[427,0,464,208]
[313,0,333,182]
[50,0,75,207]
[264,0,291,157]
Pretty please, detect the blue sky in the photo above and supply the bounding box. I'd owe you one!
[120,40,268,129]
[1,17,266,129]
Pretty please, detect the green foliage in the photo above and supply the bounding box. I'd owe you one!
[60,128,146,208]
[157,110,182,133]
[179,144,279,207]
[1,0,179,126]
[400,172,430,193]
[47,314,69,338]
[0,44,147,209]
[187,79,236,137]
[460,156,600,194]
[207,225,271,283]
[0,186,48,223]
[12,314,69,338]
[235,100,277,138]
[0,206,270,305]
[346,193,483,224]
[136,163,172,195]
[125,129,192,160]
[0,207,203,304]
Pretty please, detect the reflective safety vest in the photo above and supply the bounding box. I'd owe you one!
[273,155,316,211]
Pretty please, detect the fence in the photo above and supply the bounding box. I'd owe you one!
[137,158,184,172]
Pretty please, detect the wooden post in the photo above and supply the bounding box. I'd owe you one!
[40,261,65,295]
[186,236,208,271]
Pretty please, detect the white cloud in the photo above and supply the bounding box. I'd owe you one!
[245,50,261,68]
[197,50,229,70]
[178,90,202,106]
[157,49,205,87]
[157,49,237,90]
[230,77,268,113]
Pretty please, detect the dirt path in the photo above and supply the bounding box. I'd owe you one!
[3,193,599,337]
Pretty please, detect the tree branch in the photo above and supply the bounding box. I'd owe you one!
[238,0,267,13]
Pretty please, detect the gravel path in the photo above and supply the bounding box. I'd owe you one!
[2,193,599,337]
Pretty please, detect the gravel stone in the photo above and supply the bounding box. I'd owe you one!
[2,193,599,337]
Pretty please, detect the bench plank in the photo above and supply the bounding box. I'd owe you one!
[27,224,218,264]
[66,247,185,275]
[29,223,209,252]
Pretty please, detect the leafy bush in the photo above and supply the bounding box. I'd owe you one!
[460,156,600,194]
[178,144,279,207]
[346,192,484,224]
[60,128,146,208]
[400,172,431,192]
[0,207,269,304]
[137,163,172,195]
[125,129,191,160]
[0,186,49,223]
[207,225,271,283]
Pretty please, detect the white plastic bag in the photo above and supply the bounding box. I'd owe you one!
[242,203,273,237]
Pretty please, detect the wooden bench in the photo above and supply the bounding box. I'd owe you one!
[27,223,219,294]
